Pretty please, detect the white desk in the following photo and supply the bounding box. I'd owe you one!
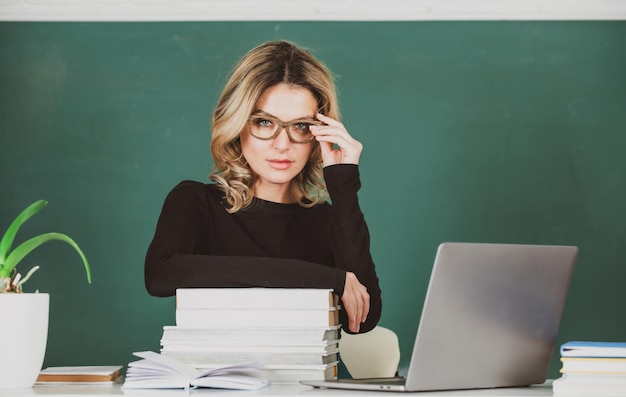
[0,383,554,397]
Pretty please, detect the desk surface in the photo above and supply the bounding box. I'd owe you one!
[0,383,554,397]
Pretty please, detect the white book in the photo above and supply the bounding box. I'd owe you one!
[561,357,626,374]
[160,325,340,344]
[162,336,339,348]
[160,342,338,354]
[553,375,626,395]
[176,288,339,310]
[193,363,338,384]
[161,351,339,366]
[175,307,340,328]
[122,351,268,390]
[251,365,337,384]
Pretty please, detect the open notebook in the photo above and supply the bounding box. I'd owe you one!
[302,242,578,392]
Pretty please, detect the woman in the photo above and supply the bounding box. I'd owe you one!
[145,40,381,334]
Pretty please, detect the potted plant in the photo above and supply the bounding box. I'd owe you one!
[0,200,91,389]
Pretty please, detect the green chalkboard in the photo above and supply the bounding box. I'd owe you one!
[1,21,625,378]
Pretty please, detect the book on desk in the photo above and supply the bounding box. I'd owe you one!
[175,287,340,310]
[36,365,123,385]
[553,341,626,395]
[123,351,268,390]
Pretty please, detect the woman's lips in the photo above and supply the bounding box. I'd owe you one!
[268,159,293,170]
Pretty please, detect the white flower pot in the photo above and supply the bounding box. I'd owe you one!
[0,293,49,389]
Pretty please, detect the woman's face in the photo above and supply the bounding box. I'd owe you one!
[240,83,317,202]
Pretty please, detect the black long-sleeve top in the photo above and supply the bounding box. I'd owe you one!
[145,164,382,333]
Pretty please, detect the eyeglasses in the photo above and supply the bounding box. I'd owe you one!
[247,114,323,144]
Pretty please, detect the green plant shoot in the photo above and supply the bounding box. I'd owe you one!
[0,200,91,291]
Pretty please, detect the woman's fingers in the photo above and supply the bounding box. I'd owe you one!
[311,114,362,166]
[342,272,370,333]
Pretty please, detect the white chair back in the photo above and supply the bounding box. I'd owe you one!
[339,325,400,379]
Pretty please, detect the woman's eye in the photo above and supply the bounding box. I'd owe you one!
[257,119,273,128]
[293,122,311,132]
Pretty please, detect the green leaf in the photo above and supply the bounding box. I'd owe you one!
[0,232,91,283]
[0,200,48,266]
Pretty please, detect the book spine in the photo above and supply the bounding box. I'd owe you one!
[561,357,626,373]
[160,327,340,343]
[160,352,339,366]
[176,288,338,310]
[175,308,340,328]
[160,344,338,354]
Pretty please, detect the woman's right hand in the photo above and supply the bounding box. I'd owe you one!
[311,113,363,167]
[341,271,370,333]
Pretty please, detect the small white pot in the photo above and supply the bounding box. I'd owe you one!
[0,293,49,389]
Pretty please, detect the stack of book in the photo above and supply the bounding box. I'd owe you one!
[553,341,626,396]
[159,288,341,384]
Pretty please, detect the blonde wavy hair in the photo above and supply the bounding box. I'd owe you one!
[209,40,340,213]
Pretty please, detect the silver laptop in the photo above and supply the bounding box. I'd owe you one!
[301,242,578,392]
